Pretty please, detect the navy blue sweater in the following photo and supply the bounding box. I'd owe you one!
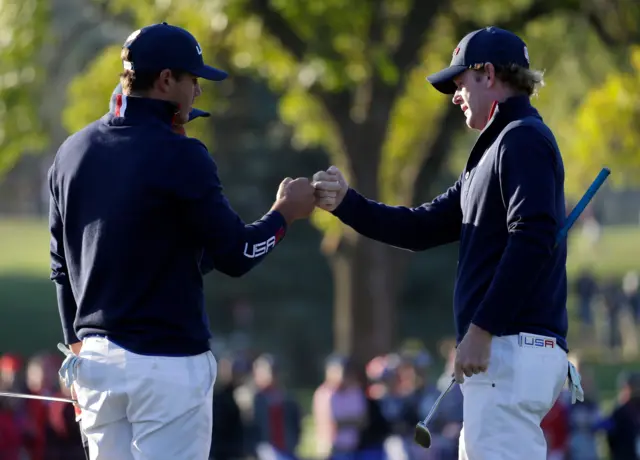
[333,96,568,351]
[48,97,287,356]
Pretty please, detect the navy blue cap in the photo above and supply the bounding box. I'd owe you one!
[427,27,530,95]
[109,83,210,122]
[122,22,228,81]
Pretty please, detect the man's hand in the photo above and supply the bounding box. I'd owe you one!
[312,166,348,212]
[271,177,316,224]
[454,324,492,384]
[65,342,83,417]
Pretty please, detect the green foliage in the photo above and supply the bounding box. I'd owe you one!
[62,46,123,134]
[0,0,49,174]
[566,45,640,194]
[62,0,636,212]
[379,22,453,205]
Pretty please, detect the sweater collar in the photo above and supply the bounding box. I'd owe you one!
[110,95,179,126]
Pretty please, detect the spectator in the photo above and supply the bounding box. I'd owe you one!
[329,359,368,460]
[603,279,624,354]
[313,354,348,459]
[541,397,569,460]
[566,366,601,460]
[356,366,390,460]
[0,353,23,460]
[23,355,50,460]
[252,354,301,460]
[623,271,640,324]
[0,399,22,460]
[211,356,244,460]
[233,352,260,457]
[605,371,640,460]
[44,377,86,460]
[575,270,598,343]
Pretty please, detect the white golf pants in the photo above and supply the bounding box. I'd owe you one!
[458,333,568,460]
[74,336,217,460]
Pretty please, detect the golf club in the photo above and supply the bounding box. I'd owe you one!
[414,167,611,449]
[0,390,76,404]
[414,378,455,448]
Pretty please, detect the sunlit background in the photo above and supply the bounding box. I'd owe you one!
[1,0,640,459]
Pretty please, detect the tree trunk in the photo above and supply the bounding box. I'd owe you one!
[329,229,410,362]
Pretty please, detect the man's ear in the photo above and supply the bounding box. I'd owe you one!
[484,63,497,89]
[156,69,173,93]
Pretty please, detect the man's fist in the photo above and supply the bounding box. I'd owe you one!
[312,166,348,212]
[272,177,316,224]
[453,324,492,384]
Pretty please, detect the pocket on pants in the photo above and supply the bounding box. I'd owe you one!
[512,348,567,415]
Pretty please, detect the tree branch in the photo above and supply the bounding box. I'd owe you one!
[367,0,385,45]
[392,0,449,73]
[355,0,450,177]
[586,13,620,48]
[247,0,355,149]
[248,0,306,60]
[454,0,582,36]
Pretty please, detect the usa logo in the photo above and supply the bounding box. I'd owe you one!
[519,333,555,349]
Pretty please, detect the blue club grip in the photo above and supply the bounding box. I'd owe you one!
[555,167,610,246]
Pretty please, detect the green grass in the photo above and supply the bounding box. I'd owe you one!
[1,218,637,276]
[0,217,50,276]
[567,224,640,280]
[0,218,59,355]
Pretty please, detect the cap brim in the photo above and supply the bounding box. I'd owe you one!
[426,65,467,94]
[187,108,211,122]
[192,64,228,81]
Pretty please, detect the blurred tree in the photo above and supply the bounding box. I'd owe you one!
[555,0,640,195]
[0,0,49,173]
[62,0,626,363]
[566,45,640,193]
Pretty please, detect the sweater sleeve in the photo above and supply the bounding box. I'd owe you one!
[171,139,287,277]
[331,179,463,251]
[48,181,79,345]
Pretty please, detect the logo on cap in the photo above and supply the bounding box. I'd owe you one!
[196,44,202,55]
[523,46,530,64]
[453,47,460,57]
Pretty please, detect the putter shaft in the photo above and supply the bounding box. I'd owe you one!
[0,390,76,404]
[421,378,455,425]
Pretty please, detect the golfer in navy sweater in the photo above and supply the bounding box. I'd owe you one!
[48,23,315,460]
[313,27,583,459]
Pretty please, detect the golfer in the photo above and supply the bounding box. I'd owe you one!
[312,26,583,459]
[48,22,315,460]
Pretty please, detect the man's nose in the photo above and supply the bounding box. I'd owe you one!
[452,91,462,105]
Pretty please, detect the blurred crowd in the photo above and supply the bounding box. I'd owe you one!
[575,269,640,357]
[210,343,640,460]
[211,343,463,460]
[2,344,640,460]
[0,352,85,460]
[540,355,640,460]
